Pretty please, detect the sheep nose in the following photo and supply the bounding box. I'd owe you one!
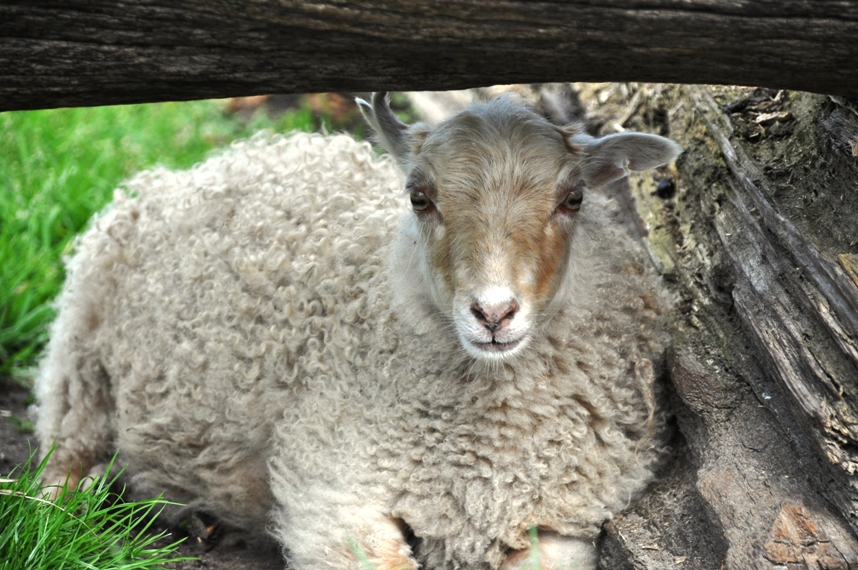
[471,300,519,333]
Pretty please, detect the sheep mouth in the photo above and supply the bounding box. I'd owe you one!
[472,337,524,354]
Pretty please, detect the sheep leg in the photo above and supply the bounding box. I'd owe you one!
[285,508,416,570]
[348,515,417,570]
[500,532,597,570]
[36,344,114,494]
[269,481,417,570]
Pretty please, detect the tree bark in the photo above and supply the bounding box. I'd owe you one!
[598,83,858,569]
[2,1,858,112]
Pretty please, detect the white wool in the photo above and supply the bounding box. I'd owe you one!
[36,109,671,570]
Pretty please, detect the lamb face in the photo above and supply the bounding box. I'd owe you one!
[404,109,581,359]
[359,92,681,362]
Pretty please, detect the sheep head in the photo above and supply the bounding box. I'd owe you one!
[358,92,680,362]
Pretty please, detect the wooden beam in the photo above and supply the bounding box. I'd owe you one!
[2,1,858,111]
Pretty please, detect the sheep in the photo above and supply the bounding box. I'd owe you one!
[35,92,681,570]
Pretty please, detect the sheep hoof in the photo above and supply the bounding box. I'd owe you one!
[41,467,86,500]
[185,512,227,551]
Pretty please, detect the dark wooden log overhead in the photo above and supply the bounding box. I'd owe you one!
[2,0,858,111]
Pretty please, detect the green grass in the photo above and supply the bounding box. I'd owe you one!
[0,98,321,377]
[0,449,192,569]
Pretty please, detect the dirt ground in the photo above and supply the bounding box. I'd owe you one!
[0,379,285,570]
[0,381,36,477]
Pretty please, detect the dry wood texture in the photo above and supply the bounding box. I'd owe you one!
[2,1,858,111]
[601,83,858,568]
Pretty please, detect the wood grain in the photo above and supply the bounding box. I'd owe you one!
[600,83,858,568]
[2,1,858,111]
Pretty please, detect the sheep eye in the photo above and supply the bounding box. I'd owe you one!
[558,188,584,213]
[410,191,433,213]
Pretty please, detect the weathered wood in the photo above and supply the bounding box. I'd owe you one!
[609,84,858,568]
[687,87,858,522]
[3,1,858,112]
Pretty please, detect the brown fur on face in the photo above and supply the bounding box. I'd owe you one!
[409,101,585,327]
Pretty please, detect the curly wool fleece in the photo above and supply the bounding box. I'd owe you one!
[37,104,671,570]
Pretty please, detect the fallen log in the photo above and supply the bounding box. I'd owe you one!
[604,83,858,568]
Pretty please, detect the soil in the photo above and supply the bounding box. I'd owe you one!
[0,378,285,570]
[0,380,37,477]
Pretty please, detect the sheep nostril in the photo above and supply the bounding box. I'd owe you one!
[471,300,519,333]
[470,303,486,324]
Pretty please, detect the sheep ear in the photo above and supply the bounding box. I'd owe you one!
[356,92,412,165]
[575,132,683,187]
